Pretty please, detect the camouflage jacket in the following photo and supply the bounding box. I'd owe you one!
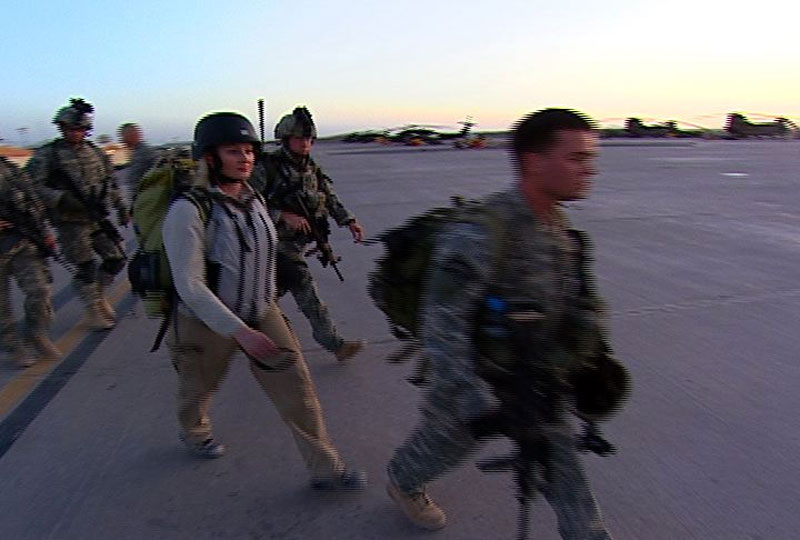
[25,139,128,224]
[254,148,355,243]
[422,186,608,396]
[0,156,53,253]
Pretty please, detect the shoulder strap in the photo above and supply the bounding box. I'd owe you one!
[181,187,213,226]
[459,203,510,278]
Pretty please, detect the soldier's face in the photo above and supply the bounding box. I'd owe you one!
[121,126,143,147]
[214,143,255,181]
[523,130,598,201]
[287,136,314,156]
[62,125,88,145]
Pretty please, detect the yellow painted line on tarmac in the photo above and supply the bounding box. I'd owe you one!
[0,280,132,417]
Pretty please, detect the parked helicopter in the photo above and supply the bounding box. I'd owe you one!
[343,117,476,145]
[725,113,799,139]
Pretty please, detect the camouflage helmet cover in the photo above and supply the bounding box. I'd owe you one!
[53,98,94,129]
[192,112,260,159]
[274,106,317,139]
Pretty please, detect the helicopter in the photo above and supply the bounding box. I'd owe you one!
[343,117,476,146]
[725,113,799,139]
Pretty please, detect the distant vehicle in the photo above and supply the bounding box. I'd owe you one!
[624,118,704,138]
[625,118,677,137]
[342,130,388,143]
[725,113,799,139]
[343,117,476,146]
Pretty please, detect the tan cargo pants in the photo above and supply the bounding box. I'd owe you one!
[167,302,344,479]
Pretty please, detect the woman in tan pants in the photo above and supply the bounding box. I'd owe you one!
[163,111,365,490]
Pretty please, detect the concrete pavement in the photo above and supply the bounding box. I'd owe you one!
[0,139,798,539]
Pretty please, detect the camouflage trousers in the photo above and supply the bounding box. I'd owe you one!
[275,244,343,352]
[0,241,53,352]
[56,222,125,305]
[387,382,613,540]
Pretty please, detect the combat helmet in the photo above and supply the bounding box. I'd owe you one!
[192,112,260,159]
[274,106,317,140]
[53,98,94,129]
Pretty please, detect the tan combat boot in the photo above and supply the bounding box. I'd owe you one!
[97,296,116,321]
[86,301,115,331]
[30,335,61,360]
[387,481,447,531]
[334,340,366,362]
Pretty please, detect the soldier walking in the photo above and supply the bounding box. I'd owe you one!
[118,122,159,199]
[255,106,366,362]
[0,157,60,367]
[26,98,129,330]
[386,109,625,539]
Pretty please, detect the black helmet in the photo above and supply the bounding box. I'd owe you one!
[192,112,260,160]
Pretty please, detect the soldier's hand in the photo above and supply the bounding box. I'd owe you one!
[348,220,365,243]
[233,326,280,364]
[0,219,12,231]
[45,234,57,253]
[282,211,311,235]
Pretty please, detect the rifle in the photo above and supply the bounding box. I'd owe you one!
[0,202,57,259]
[471,294,618,540]
[49,161,124,246]
[290,194,344,281]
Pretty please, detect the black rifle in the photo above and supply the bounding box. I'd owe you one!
[47,142,124,246]
[290,194,344,281]
[471,295,617,540]
[0,202,57,259]
[50,169,123,246]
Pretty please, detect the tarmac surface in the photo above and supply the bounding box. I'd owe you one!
[0,139,798,539]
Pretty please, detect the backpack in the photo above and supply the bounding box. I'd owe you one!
[127,158,212,342]
[367,197,507,384]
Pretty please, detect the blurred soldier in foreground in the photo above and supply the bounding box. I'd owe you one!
[386,109,625,539]
[255,106,366,362]
[162,112,366,491]
[0,157,59,367]
[119,122,159,198]
[26,98,129,330]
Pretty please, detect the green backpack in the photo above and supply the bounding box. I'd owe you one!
[367,197,506,383]
[128,158,212,346]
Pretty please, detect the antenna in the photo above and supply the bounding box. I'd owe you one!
[257,98,265,147]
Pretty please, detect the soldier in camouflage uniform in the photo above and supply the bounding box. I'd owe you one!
[118,122,159,199]
[26,98,130,330]
[386,109,619,539]
[255,107,366,362]
[0,157,60,367]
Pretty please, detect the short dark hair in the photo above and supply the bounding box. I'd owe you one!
[511,108,595,159]
[118,122,138,134]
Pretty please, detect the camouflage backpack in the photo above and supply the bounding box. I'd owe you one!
[367,197,507,383]
[128,157,212,347]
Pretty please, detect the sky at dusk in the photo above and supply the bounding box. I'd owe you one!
[3,0,798,145]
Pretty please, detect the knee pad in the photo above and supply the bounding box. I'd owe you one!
[100,257,126,277]
[74,261,97,284]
